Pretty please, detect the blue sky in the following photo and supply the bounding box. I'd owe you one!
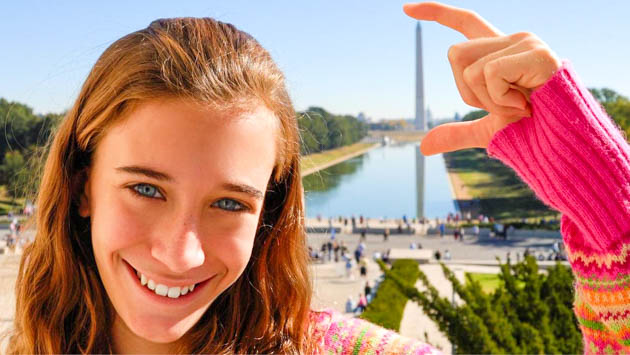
[1,1,628,120]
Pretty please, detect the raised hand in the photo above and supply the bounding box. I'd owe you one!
[403,2,562,155]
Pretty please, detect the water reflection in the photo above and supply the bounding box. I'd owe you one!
[302,154,366,192]
[415,147,425,218]
[303,143,455,219]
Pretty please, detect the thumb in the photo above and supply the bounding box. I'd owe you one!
[420,114,497,155]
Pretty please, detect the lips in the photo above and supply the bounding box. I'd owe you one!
[124,260,212,301]
[134,269,197,299]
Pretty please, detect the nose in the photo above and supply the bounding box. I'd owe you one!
[151,216,205,274]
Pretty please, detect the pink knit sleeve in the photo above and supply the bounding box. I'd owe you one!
[308,309,441,354]
[487,60,630,354]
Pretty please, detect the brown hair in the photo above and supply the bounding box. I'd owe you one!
[7,18,313,353]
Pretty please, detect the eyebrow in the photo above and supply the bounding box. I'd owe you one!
[115,165,265,200]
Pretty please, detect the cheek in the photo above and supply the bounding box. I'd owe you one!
[91,192,157,253]
[206,218,259,275]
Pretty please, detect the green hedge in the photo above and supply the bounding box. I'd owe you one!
[360,259,420,331]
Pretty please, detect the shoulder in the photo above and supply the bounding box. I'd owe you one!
[309,308,441,355]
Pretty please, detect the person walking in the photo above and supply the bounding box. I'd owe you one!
[359,257,368,278]
[354,293,368,314]
[345,257,353,280]
[354,247,362,264]
[364,281,372,303]
[345,297,354,314]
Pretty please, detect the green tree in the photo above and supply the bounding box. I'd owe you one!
[0,98,63,195]
[589,88,630,139]
[2,150,27,200]
[382,257,582,354]
[461,109,488,122]
[297,106,368,155]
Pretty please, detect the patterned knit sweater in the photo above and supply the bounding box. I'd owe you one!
[487,60,630,354]
[308,61,630,354]
[309,309,441,354]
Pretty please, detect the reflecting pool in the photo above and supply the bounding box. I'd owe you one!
[303,143,457,219]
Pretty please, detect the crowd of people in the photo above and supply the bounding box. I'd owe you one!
[309,212,567,311]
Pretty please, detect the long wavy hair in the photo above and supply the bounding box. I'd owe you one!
[6,17,314,354]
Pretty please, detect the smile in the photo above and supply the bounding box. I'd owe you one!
[124,260,212,301]
[134,269,197,299]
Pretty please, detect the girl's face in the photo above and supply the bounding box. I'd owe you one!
[79,98,278,348]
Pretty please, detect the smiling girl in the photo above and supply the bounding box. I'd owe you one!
[5,15,437,355]
[6,1,630,354]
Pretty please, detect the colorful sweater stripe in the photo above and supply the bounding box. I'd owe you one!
[309,309,441,354]
[487,60,630,354]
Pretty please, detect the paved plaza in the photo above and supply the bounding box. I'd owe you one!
[0,228,564,351]
[307,229,564,352]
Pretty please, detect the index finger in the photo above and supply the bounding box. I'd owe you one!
[403,2,504,39]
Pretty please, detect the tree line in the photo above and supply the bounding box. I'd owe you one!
[0,99,368,199]
[297,106,368,155]
[0,98,62,200]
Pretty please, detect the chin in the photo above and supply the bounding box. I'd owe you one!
[125,308,207,344]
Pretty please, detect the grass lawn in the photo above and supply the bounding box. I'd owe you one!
[466,272,526,294]
[300,142,376,173]
[467,273,502,294]
[444,148,558,220]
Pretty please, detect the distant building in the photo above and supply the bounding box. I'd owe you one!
[357,112,367,122]
[454,112,461,121]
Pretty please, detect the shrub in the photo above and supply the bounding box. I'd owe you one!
[360,259,420,331]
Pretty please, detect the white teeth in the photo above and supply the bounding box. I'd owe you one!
[168,287,181,298]
[155,284,168,296]
[135,270,196,298]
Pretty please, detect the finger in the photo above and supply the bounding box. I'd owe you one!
[420,113,521,155]
[448,33,530,110]
[403,2,504,39]
[420,119,488,156]
[465,66,531,115]
[485,50,561,103]
[464,39,536,112]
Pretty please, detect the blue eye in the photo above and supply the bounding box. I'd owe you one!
[213,198,246,212]
[132,184,164,199]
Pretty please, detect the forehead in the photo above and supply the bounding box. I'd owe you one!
[94,98,279,186]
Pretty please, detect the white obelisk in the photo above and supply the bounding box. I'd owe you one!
[415,22,425,131]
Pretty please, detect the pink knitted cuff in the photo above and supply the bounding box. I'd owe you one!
[487,60,630,250]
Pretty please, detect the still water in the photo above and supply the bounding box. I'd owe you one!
[303,143,456,219]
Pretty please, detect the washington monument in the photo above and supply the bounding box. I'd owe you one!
[415,22,426,131]
[415,22,426,218]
